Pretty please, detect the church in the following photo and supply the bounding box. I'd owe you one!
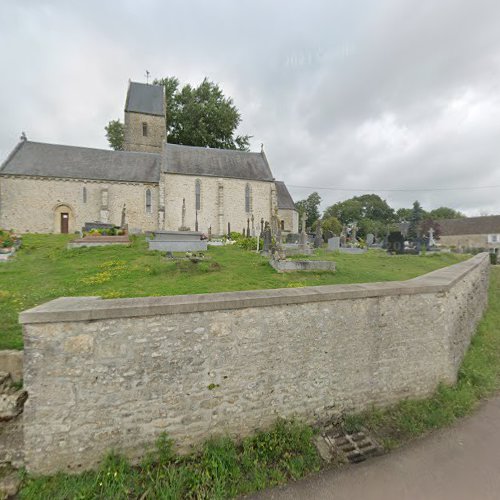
[0,81,298,236]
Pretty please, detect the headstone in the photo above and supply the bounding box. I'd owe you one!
[120,204,127,229]
[251,214,255,237]
[340,226,347,247]
[262,222,272,253]
[350,223,358,245]
[328,236,340,251]
[195,210,199,232]
[208,226,212,241]
[227,222,231,237]
[178,198,190,231]
[366,233,375,246]
[247,218,250,238]
[314,221,323,248]
[260,218,264,237]
[387,231,405,254]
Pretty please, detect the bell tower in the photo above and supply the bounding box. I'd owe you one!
[123,81,166,153]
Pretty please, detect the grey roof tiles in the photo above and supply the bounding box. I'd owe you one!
[125,82,165,117]
[0,141,161,183]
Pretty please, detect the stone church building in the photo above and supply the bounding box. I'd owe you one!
[0,81,298,236]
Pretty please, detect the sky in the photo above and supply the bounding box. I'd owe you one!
[1,0,500,215]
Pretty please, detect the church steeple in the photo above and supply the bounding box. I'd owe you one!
[123,81,166,153]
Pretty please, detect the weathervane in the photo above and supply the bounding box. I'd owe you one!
[145,70,150,84]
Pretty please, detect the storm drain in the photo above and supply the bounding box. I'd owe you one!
[316,427,382,464]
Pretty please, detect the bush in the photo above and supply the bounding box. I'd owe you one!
[236,237,262,251]
[490,252,497,265]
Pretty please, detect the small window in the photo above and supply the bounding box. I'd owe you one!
[195,179,201,211]
[142,122,148,137]
[245,183,252,213]
[145,188,152,213]
[82,186,87,203]
[280,220,285,230]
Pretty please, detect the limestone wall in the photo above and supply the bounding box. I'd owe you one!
[123,112,165,153]
[439,234,500,249]
[162,173,275,235]
[279,208,299,234]
[0,176,158,233]
[20,253,490,474]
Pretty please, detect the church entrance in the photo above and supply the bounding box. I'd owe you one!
[60,213,69,233]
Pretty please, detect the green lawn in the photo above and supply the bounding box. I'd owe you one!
[0,234,467,350]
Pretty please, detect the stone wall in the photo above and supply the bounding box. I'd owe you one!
[278,208,299,234]
[123,112,166,153]
[0,176,158,233]
[439,234,500,250]
[162,173,275,235]
[20,253,490,474]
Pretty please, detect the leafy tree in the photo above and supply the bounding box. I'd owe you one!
[295,192,322,230]
[407,200,425,241]
[321,216,343,236]
[396,207,413,222]
[429,207,465,220]
[106,77,251,151]
[324,194,395,225]
[104,120,125,151]
[155,77,250,150]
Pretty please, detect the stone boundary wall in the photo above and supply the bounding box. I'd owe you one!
[20,253,490,474]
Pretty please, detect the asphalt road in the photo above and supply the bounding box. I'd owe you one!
[252,395,500,500]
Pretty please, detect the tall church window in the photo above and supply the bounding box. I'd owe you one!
[145,188,152,213]
[142,122,148,137]
[82,186,87,203]
[195,179,201,211]
[245,183,252,213]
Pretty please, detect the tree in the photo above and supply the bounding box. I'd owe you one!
[104,120,125,151]
[321,216,343,236]
[396,207,413,222]
[156,76,250,150]
[323,194,395,225]
[429,207,465,220]
[295,192,322,230]
[407,200,425,241]
[421,218,442,240]
[106,77,251,151]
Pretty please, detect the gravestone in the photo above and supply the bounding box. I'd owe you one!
[262,222,272,253]
[328,236,340,251]
[314,222,323,248]
[178,198,191,231]
[366,233,375,246]
[387,231,405,254]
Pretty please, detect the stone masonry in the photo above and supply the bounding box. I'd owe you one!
[20,254,489,474]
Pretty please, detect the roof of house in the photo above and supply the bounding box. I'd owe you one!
[439,216,500,236]
[275,181,296,210]
[125,82,165,117]
[0,140,161,183]
[162,143,274,182]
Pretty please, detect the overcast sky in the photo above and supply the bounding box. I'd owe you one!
[1,0,500,215]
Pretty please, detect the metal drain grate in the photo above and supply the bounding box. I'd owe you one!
[321,428,382,463]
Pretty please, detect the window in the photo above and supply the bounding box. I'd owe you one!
[82,186,87,203]
[145,189,152,213]
[488,234,500,243]
[245,183,252,213]
[195,179,201,211]
[280,220,285,230]
[142,122,148,137]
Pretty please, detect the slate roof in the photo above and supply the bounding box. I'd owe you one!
[0,141,161,183]
[125,82,165,117]
[275,181,296,210]
[163,143,274,182]
[439,216,500,236]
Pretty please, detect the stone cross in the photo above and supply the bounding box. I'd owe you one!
[263,222,272,252]
[351,223,358,245]
[314,220,323,248]
[301,212,307,233]
[181,198,186,228]
[120,204,126,228]
[260,218,264,237]
[195,210,199,232]
[208,226,212,241]
[428,227,436,247]
[251,214,255,237]
[247,218,250,238]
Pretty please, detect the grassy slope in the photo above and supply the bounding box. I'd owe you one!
[18,268,500,499]
[0,234,466,350]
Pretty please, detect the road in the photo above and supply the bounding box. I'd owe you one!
[252,395,500,500]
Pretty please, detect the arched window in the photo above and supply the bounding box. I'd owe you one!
[82,186,87,203]
[280,220,285,230]
[195,179,201,211]
[245,183,252,213]
[145,188,152,213]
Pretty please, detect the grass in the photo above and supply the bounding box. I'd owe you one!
[0,234,467,350]
[20,419,320,500]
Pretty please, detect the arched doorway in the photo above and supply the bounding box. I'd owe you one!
[53,204,74,234]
